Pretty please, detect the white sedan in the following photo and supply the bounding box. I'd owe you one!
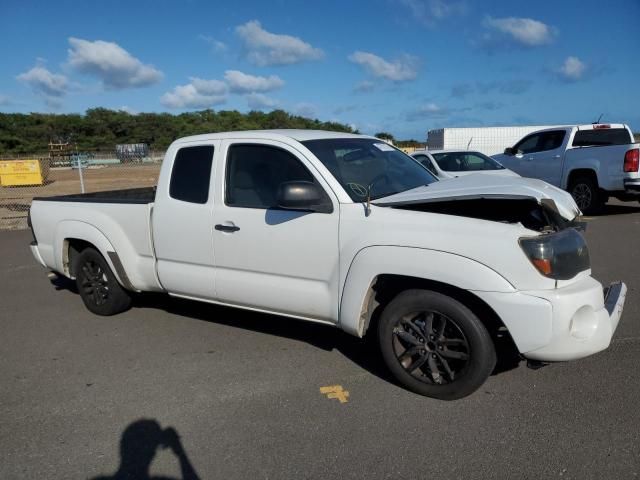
[412,149,520,179]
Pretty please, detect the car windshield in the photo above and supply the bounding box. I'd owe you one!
[302,138,437,201]
[432,151,505,172]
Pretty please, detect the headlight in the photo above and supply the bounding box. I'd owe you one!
[519,228,590,280]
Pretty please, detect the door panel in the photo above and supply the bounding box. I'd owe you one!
[212,139,340,322]
[153,142,219,298]
[522,149,564,186]
[511,131,566,185]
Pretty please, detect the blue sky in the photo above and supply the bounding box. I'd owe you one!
[1,0,639,139]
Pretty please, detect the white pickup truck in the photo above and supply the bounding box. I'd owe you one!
[493,124,640,214]
[29,130,627,400]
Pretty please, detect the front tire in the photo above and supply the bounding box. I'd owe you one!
[378,289,496,400]
[74,248,132,316]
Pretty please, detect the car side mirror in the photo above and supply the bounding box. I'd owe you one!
[504,147,515,156]
[277,181,333,213]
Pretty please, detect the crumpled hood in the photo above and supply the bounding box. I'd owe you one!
[373,174,581,220]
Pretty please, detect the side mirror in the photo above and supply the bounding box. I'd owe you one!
[504,147,515,156]
[277,181,333,213]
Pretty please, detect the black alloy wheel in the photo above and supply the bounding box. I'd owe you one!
[392,310,470,385]
[79,259,110,307]
[569,175,603,214]
[74,247,132,315]
[378,289,496,400]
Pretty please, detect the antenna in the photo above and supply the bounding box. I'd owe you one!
[466,137,473,150]
[593,113,603,124]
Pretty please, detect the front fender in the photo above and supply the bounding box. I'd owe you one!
[339,246,515,337]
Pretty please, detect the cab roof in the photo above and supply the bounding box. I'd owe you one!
[174,129,373,144]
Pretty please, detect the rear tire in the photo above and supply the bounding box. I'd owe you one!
[74,248,132,316]
[378,289,496,400]
[569,175,603,214]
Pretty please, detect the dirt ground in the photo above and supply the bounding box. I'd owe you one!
[0,164,161,230]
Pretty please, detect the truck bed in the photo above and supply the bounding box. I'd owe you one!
[30,186,160,292]
[33,186,156,204]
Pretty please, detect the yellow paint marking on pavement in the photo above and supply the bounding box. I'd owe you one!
[320,385,349,403]
[582,216,595,221]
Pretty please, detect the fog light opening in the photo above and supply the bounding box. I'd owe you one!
[569,305,598,340]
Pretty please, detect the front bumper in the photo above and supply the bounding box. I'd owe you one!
[474,277,627,362]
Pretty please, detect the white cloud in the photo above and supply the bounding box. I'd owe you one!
[407,103,449,121]
[294,103,317,118]
[224,70,284,93]
[333,104,359,115]
[118,106,138,114]
[483,17,555,46]
[17,65,68,97]
[398,0,466,26]
[236,20,324,66]
[451,79,531,98]
[190,77,227,95]
[67,37,163,89]
[199,35,227,53]
[353,80,376,93]
[418,103,445,114]
[246,93,278,110]
[348,51,419,82]
[558,56,586,81]
[161,78,227,109]
[0,95,10,106]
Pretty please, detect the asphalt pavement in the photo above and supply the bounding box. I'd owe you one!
[1,201,639,479]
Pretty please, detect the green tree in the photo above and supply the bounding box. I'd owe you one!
[0,109,356,154]
[374,132,395,142]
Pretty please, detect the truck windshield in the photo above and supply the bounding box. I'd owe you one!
[302,138,437,201]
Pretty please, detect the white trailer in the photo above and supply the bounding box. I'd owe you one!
[427,126,567,156]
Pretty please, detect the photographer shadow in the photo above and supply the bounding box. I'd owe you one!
[92,419,200,480]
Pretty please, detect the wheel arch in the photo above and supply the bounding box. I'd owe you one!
[564,167,599,190]
[55,221,133,290]
[356,274,520,363]
[339,246,515,335]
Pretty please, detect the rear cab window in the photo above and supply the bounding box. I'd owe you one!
[572,128,632,147]
[169,145,215,204]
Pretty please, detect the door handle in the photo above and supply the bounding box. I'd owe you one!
[215,224,240,232]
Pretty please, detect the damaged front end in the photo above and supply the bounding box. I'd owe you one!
[371,175,584,233]
[386,196,584,233]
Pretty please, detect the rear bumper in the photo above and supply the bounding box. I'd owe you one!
[623,178,640,193]
[30,241,47,268]
[475,277,627,362]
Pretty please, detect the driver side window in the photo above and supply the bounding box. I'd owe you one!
[225,144,319,209]
[514,134,541,154]
[514,131,566,155]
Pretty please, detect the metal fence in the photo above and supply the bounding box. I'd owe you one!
[0,152,165,230]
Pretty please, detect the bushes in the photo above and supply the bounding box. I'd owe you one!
[0,108,356,154]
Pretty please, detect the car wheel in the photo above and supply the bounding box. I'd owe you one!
[74,247,132,316]
[569,176,603,214]
[378,289,496,400]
